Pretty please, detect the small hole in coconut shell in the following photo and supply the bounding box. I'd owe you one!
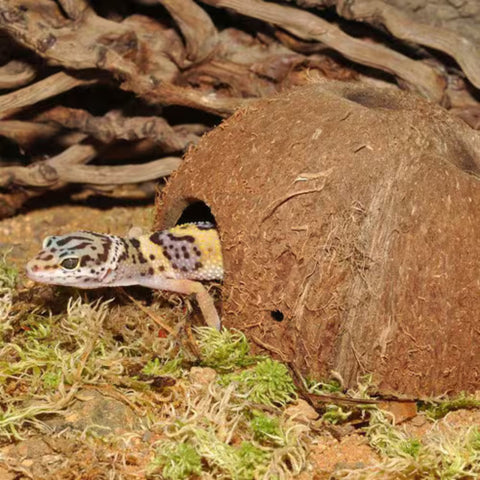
[176,200,216,225]
[270,310,284,322]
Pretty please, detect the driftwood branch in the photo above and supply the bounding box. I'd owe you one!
[0,60,36,89]
[0,72,96,120]
[35,107,201,152]
[0,144,97,188]
[55,157,182,184]
[56,0,90,20]
[290,0,480,89]
[0,143,180,187]
[333,0,480,89]
[0,120,61,147]
[0,0,245,116]
[200,0,446,101]
[157,0,218,63]
[0,0,478,217]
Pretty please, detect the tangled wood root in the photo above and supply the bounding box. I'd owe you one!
[0,0,479,217]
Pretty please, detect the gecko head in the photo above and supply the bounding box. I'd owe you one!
[26,232,120,288]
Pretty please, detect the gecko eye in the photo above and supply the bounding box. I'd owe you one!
[60,257,79,270]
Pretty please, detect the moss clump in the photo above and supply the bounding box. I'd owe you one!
[150,442,202,480]
[195,327,260,372]
[220,358,297,407]
[321,404,352,424]
[250,411,283,444]
[149,376,309,480]
[235,441,271,479]
[419,393,480,420]
[42,370,62,389]
[196,431,271,480]
[305,377,343,394]
[365,409,423,460]
[142,357,183,378]
[0,251,17,290]
[0,251,18,335]
[337,410,480,480]
[151,428,272,480]
[0,297,119,439]
[399,438,422,459]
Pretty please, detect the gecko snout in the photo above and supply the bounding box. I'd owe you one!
[26,260,44,281]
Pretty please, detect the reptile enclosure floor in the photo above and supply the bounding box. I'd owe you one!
[156,80,480,397]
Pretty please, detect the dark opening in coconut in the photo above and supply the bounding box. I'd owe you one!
[175,200,216,226]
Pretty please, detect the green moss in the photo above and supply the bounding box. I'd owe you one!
[190,428,271,480]
[23,313,53,339]
[337,408,480,479]
[151,429,266,480]
[195,327,260,372]
[321,404,352,424]
[0,252,18,337]
[0,297,121,439]
[236,441,271,479]
[470,427,480,451]
[220,358,297,407]
[306,377,342,394]
[153,374,309,479]
[419,393,480,420]
[150,441,202,480]
[399,437,422,458]
[0,251,18,290]
[142,357,183,377]
[250,411,282,444]
[366,409,422,459]
[42,370,62,389]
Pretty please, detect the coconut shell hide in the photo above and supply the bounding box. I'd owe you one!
[155,81,480,397]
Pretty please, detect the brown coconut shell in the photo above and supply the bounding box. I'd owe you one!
[155,80,480,398]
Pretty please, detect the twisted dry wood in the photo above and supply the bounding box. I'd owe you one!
[0,144,96,188]
[35,107,201,152]
[0,143,181,187]
[0,0,478,219]
[54,157,182,184]
[200,0,446,101]
[0,72,97,120]
[290,0,480,89]
[158,0,218,63]
[0,0,245,116]
[0,60,36,89]
[0,121,61,147]
[56,0,89,20]
[334,0,480,89]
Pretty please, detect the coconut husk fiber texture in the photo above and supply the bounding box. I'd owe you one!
[156,81,480,397]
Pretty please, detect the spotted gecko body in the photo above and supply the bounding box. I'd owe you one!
[26,222,223,329]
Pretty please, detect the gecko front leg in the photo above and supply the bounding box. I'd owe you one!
[145,277,221,330]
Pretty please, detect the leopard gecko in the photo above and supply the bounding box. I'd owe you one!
[26,222,223,329]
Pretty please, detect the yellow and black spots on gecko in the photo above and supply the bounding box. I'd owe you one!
[26,222,223,288]
[144,222,223,281]
[26,223,224,329]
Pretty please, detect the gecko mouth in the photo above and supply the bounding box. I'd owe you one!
[25,262,54,284]
[25,261,100,288]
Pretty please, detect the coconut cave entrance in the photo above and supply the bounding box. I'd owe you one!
[155,80,480,398]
